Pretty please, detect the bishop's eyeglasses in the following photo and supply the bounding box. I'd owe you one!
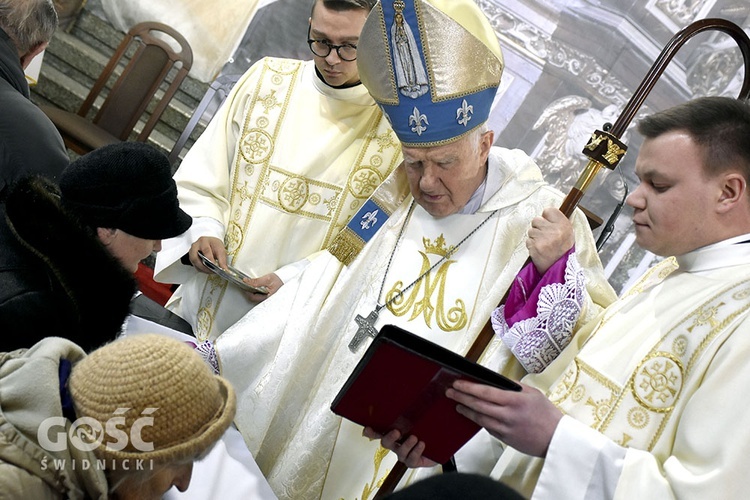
[307,27,358,61]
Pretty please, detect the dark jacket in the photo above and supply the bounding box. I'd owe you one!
[0,27,71,341]
[1,176,136,351]
[0,27,68,191]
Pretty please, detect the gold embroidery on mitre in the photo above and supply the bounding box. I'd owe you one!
[419,1,503,102]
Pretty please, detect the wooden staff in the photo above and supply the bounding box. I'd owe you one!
[373,17,750,498]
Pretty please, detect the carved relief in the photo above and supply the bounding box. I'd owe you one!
[686,35,747,96]
[531,96,627,192]
[652,0,710,26]
[476,0,631,105]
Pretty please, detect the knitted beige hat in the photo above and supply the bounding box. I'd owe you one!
[68,334,236,465]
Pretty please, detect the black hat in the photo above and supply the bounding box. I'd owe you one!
[60,142,192,240]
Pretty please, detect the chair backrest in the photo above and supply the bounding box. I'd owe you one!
[168,73,240,167]
[78,22,193,142]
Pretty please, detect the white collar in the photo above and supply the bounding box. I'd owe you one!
[675,232,750,273]
[458,154,504,214]
[459,174,487,214]
[307,61,374,105]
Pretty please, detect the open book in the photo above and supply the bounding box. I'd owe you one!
[331,324,521,463]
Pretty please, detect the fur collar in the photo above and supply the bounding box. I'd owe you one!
[5,176,136,346]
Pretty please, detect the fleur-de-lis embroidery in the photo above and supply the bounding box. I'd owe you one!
[360,210,379,230]
[409,107,429,136]
[456,99,473,127]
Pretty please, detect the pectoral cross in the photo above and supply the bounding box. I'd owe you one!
[349,310,379,352]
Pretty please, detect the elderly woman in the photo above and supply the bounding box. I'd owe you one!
[0,334,236,499]
[1,142,193,351]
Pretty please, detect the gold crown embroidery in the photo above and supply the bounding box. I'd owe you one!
[422,234,455,257]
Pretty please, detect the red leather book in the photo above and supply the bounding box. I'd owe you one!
[331,324,521,464]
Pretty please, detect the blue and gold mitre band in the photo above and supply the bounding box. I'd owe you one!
[358,0,504,147]
[379,87,499,147]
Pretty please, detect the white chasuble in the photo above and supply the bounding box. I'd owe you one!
[492,243,750,499]
[215,147,616,500]
[155,58,402,340]
[322,205,498,500]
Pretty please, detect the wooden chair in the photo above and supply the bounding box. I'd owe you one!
[42,22,193,155]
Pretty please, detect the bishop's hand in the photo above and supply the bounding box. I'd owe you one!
[362,427,438,469]
[526,207,575,274]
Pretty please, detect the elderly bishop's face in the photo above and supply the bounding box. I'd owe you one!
[402,130,493,217]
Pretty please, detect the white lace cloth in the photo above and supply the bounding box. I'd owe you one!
[195,340,220,375]
[492,253,585,373]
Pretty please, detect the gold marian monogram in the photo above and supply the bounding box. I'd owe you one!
[353,446,390,500]
[384,233,467,332]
